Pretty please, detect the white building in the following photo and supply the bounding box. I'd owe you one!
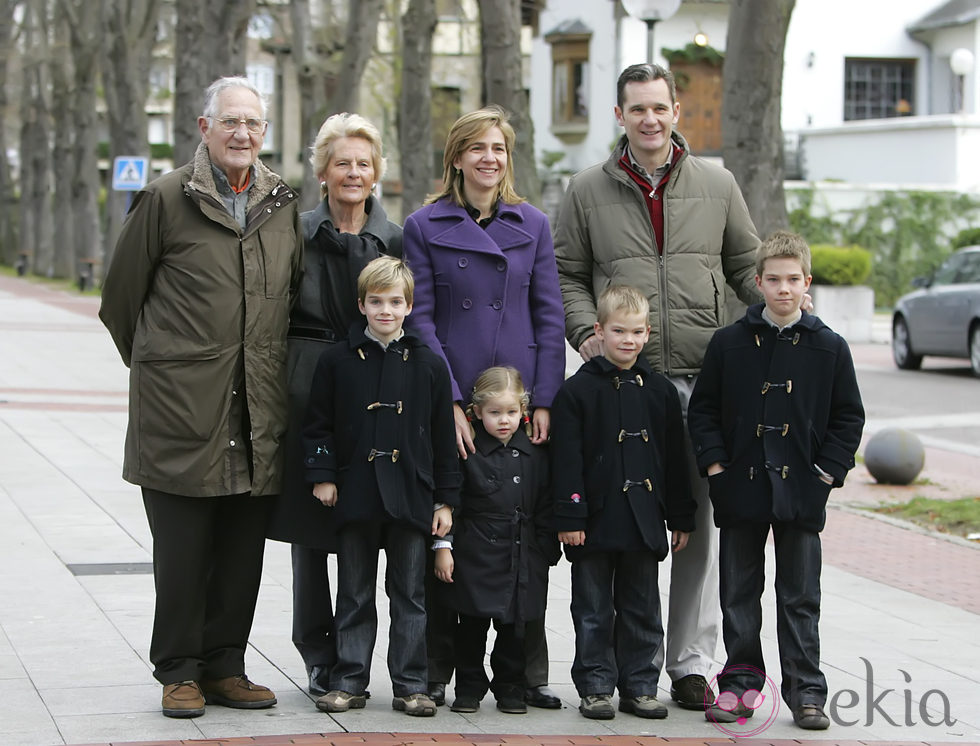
[531,0,980,190]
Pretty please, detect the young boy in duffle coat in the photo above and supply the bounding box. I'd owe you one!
[688,231,865,731]
[550,285,696,721]
[303,256,461,718]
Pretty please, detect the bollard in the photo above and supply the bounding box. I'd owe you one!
[864,428,925,485]
[78,259,96,293]
[15,251,30,276]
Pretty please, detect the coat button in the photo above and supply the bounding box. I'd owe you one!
[513,475,521,484]
[462,298,473,309]
[512,449,519,457]
[496,261,506,272]
[492,300,502,310]
[458,257,469,268]
[229,440,236,447]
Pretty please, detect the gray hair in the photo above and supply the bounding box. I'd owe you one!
[202,76,267,120]
[310,112,387,196]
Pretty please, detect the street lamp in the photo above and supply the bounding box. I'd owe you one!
[950,48,974,113]
[621,0,682,65]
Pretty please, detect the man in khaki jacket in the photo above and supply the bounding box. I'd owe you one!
[553,62,762,713]
[100,76,302,719]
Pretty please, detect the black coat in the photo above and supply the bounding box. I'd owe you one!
[550,355,696,561]
[442,427,560,623]
[267,196,401,549]
[303,325,461,535]
[687,304,865,531]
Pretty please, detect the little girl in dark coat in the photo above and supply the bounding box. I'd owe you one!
[434,367,560,714]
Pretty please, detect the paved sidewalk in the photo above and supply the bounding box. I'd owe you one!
[0,273,978,746]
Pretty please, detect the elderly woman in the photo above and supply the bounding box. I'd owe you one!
[267,112,401,698]
[402,105,565,710]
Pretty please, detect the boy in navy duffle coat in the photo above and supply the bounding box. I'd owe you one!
[688,231,865,731]
[550,285,696,721]
[303,257,460,718]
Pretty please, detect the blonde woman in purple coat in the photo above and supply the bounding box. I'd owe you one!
[402,105,566,710]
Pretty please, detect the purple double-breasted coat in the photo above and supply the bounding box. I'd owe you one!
[402,197,566,407]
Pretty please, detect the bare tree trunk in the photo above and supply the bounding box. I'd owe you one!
[327,0,383,116]
[20,0,55,278]
[0,0,18,266]
[49,2,73,279]
[102,0,160,270]
[61,0,104,282]
[173,0,257,165]
[399,0,436,217]
[290,0,333,209]
[477,0,539,205]
[722,0,794,240]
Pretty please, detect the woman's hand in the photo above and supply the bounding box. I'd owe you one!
[531,407,550,444]
[453,402,476,460]
[434,547,454,583]
[432,505,453,537]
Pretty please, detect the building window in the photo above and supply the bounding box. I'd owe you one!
[844,58,915,121]
[545,20,591,139]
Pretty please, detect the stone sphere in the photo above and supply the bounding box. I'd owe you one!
[864,428,925,485]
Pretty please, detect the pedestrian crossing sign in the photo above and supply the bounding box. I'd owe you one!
[112,156,149,191]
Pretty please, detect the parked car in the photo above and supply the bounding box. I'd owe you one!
[892,246,980,376]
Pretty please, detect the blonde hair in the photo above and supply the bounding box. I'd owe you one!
[309,112,387,199]
[466,366,531,438]
[756,230,812,277]
[425,105,525,207]
[596,285,650,325]
[357,256,414,306]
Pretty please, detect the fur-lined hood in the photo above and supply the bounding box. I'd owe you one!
[187,141,285,213]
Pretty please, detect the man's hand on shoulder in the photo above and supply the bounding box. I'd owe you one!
[578,335,602,362]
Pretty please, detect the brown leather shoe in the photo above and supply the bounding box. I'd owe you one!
[200,674,277,709]
[162,680,205,718]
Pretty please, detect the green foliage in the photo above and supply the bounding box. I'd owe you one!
[788,189,840,245]
[871,496,980,538]
[662,43,724,67]
[952,226,980,249]
[788,188,980,306]
[150,143,173,159]
[809,245,871,285]
[540,150,566,171]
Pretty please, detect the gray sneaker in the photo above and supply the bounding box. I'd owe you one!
[579,693,615,720]
[619,694,668,719]
[392,692,437,717]
[316,690,366,713]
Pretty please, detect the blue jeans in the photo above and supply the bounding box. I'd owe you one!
[330,521,428,697]
[718,522,826,708]
[570,550,664,697]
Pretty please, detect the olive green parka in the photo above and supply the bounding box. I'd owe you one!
[554,132,762,376]
[100,142,303,497]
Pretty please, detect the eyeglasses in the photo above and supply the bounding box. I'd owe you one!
[210,116,267,135]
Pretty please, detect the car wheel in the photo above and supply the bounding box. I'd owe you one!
[892,316,922,370]
[970,323,980,378]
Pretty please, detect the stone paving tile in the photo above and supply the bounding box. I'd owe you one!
[821,508,980,615]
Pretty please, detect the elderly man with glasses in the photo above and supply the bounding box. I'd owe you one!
[100,76,303,719]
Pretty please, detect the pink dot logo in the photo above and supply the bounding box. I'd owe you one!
[706,665,780,738]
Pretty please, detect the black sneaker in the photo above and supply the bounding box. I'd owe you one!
[450,695,481,713]
[670,674,715,710]
[427,681,446,706]
[496,695,527,714]
[579,693,615,720]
